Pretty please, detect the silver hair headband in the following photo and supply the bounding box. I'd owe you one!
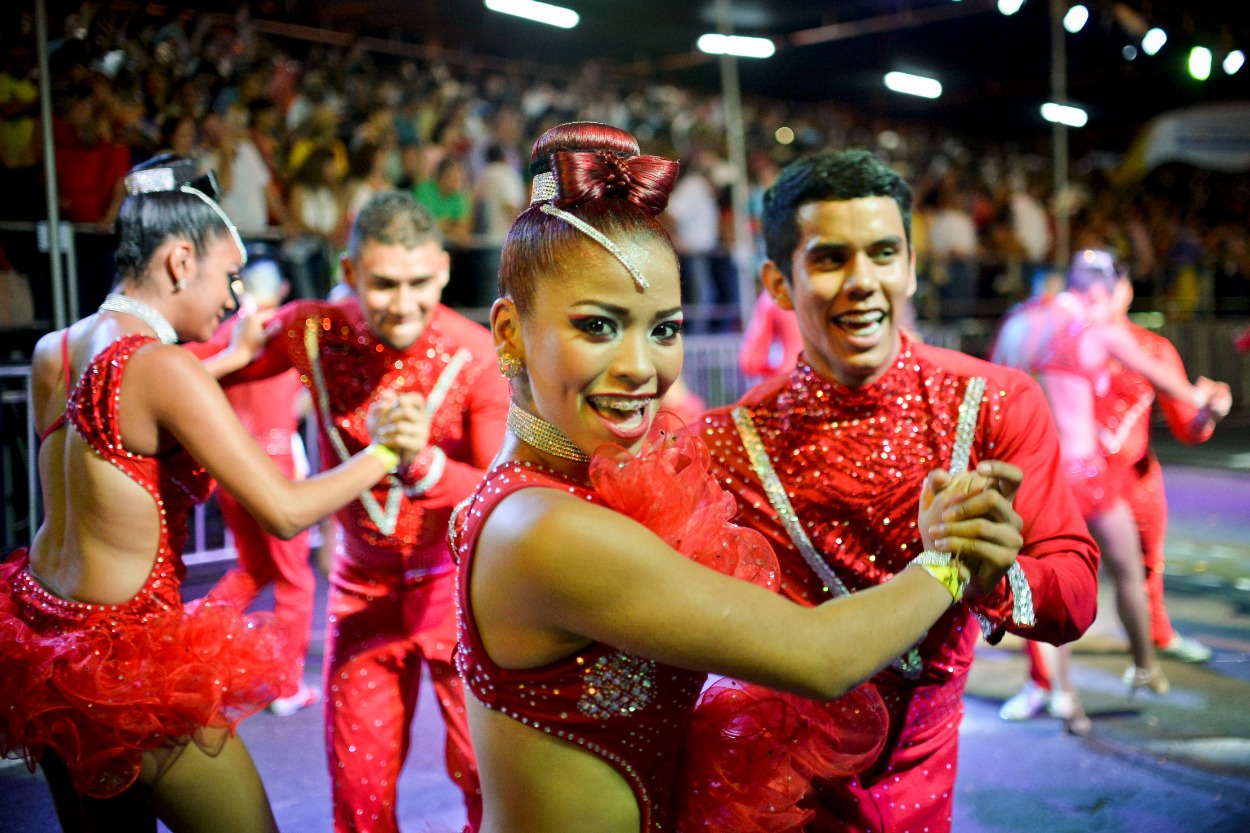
[531,171,648,292]
[122,166,247,268]
[179,185,248,268]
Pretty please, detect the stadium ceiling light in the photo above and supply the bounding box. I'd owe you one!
[1063,5,1089,34]
[1041,102,1088,127]
[1225,49,1245,74]
[1189,46,1213,80]
[884,71,943,99]
[1142,27,1167,55]
[696,34,776,59]
[998,0,1025,15]
[484,0,579,29]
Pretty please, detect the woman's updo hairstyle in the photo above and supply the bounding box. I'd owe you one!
[499,122,680,315]
[113,154,236,284]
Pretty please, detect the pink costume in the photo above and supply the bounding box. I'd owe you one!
[203,299,508,832]
[1017,295,1132,518]
[204,314,313,699]
[739,290,803,379]
[453,419,887,833]
[0,334,285,798]
[1096,323,1212,648]
[699,335,1099,833]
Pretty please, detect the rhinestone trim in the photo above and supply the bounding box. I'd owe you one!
[732,405,923,679]
[507,402,590,463]
[99,294,178,345]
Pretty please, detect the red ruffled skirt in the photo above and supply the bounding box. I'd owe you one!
[0,551,286,798]
[590,417,888,832]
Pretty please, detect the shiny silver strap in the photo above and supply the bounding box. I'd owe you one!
[949,376,986,474]
[732,406,922,679]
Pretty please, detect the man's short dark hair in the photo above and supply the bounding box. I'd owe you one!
[347,191,442,262]
[762,149,913,280]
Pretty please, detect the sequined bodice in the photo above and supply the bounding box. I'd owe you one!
[280,301,481,559]
[35,334,214,624]
[453,462,705,832]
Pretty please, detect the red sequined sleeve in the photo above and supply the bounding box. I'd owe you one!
[1134,326,1214,446]
[972,369,1100,645]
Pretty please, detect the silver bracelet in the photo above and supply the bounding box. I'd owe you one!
[406,446,446,497]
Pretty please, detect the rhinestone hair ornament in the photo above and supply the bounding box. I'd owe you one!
[123,163,248,269]
[530,171,649,292]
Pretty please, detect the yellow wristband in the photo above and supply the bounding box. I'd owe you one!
[363,443,400,473]
[915,563,967,603]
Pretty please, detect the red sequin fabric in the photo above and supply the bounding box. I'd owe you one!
[0,335,285,798]
[454,415,886,831]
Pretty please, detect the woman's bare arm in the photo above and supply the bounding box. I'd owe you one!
[130,344,398,538]
[471,479,1010,701]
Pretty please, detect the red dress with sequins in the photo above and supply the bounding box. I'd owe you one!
[699,336,1099,833]
[0,334,286,799]
[454,418,888,833]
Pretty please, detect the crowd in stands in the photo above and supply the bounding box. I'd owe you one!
[1,1,1248,322]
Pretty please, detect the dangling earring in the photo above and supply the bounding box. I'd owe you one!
[498,352,523,379]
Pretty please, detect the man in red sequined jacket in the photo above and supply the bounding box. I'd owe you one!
[698,151,1099,833]
[194,192,507,833]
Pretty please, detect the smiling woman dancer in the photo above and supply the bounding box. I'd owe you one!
[452,123,1026,833]
[0,156,417,833]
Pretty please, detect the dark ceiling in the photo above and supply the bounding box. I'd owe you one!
[290,1,1248,149]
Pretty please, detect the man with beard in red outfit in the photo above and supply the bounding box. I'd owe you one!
[195,191,507,832]
[698,150,1100,832]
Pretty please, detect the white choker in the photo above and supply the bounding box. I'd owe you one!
[99,293,179,344]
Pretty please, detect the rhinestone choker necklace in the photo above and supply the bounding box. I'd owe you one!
[507,402,590,463]
[99,293,178,345]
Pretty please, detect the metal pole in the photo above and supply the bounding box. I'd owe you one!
[715,0,757,330]
[1050,0,1069,271]
[35,0,67,329]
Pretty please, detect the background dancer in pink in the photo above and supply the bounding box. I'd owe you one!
[1,155,410,832]
[455,121,1026,833]
[206,257,321,717]
[699,150,1101,833]
[197,191,507,832]
[994,254,1231,730]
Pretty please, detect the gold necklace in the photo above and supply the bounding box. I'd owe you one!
[507,402,590,463]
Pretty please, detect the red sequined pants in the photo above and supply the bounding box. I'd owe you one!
[324,560,481,833]
[1126,456,1174,647]
[210,452,314,698]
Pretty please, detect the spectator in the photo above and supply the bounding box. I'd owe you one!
[414,155,472,247]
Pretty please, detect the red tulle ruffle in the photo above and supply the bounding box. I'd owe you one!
[589,412,779,590]
[678,679,888,833]
[589,415,885,830]
[0,561,286,798]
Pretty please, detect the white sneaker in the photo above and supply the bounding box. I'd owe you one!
[1158,634,1212,664]
[268,684,321,717]
[999,682,1049,721]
